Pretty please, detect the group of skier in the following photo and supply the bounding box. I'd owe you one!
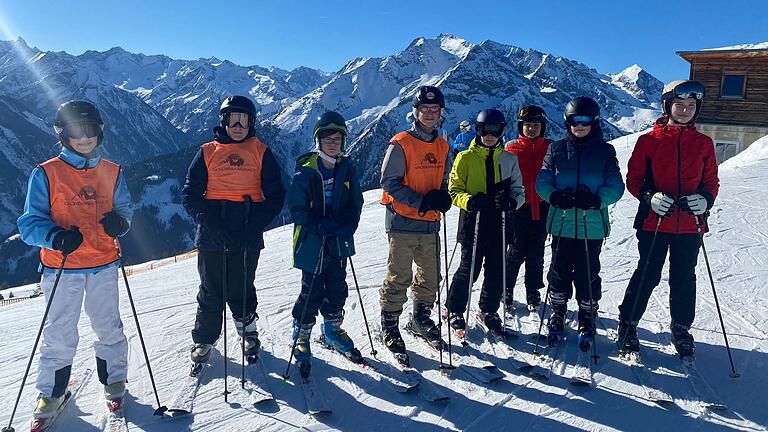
[15,77,719,425]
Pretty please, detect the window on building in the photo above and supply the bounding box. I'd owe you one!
[721,74,746,98]
[715,141,740,163]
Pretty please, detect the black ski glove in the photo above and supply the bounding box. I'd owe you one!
[419,189,452,214]
[493,189,516,211]
[52,228,83,255]
[317,218,340,237]
[549,190,575,210]
[99,211,129,238]
[574,187,601,210]
[467,193,493,212]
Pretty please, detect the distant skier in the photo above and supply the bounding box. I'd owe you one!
[617,80,719,362]
[452,120,474,158]
[445,109,525,336]
[286,111,364,377]
[379,85,453,366]
[181,96,285,365]
[536,96,624,350]
[17,101,132,425]
[504,105,551,311]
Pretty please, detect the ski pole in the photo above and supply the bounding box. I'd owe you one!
[502,211,509,329]
[533,210,566,356]
[447,242,459,274]
[696,215,740,379]
[241,196,252,389]
[222,242,230,402]
[347,251,377,358]
[114,239,170,416]
[441,214,457,371]
[617,216,663,353]
[463,211,482,344]
[283,237,326,380]
[580,209,600,365]
[3,254,69,432]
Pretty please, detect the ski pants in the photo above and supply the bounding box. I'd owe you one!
[36,265,128,398]
[291,248,349,325]
[379,233,440,314]
[447,239,504,315]
[618,231,700,328]
[192,249,260,345]
[546,236,603,311]
[505,206,548,299]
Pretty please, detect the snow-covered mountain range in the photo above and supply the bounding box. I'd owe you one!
[0,34,664,288]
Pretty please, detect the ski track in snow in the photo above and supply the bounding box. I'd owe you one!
[2,133,768,431]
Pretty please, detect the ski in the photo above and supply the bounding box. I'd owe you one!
[243,355,274,405]
[452,342,504,384]
[679,358,728,411]
[29,368,93,432]
[569,345,593,387]
[660,331,727,410]
[617,351,674,404]
[297,362,331,415]
[529,335,564,380]
[98,396,128,432]
[373,330,449,403]
[316,335,418,393]
[167,361,209,415]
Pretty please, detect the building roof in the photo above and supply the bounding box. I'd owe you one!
[677,43,768,62]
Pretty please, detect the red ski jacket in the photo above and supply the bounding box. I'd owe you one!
[505,136,550,220]
[626,118,720,234]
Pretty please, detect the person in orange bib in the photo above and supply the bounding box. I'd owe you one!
[379,85,453,366]
[18,100,132,421]
[181,96,286,364]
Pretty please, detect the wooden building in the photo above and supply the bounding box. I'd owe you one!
[677,44,768,163]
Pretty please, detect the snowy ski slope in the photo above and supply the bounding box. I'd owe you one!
[1,133,767,431]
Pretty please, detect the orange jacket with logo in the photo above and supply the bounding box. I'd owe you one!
[380,131,448,221]
[39,158,120,269]
[202,136,267,202]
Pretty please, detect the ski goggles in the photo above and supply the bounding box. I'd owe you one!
[417,105,441,114]
[670,81,705,100]
[566,115,595,127]
[64,122,102,139]
[224,112,254,129]
[479,123,505,137]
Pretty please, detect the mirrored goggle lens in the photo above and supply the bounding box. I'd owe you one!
[480,123,505,137]
[673,81,705,100]
[568,115,594,126]
[226,112,253,128]
[418,105,441,114]
[66,123,101,139]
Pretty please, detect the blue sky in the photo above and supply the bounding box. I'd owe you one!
[0,0,765,84]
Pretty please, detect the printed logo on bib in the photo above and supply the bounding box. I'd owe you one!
[66,185,108,206]
[226,153,245,167]
[415,152,440,170]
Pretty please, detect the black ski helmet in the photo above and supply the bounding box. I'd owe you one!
[563,96,600,126]
[313,111,348,150]
[54,100,105,146]
[475,109,507,140]
[219,95,257,129]
[661,80,705,123]
[517,105,547,136]
[412,86,445,108]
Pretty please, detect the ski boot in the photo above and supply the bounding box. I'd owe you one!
[526,289,542,312]
[408,301,447,350]
[104,381,126,412]
[190,343,213,363]
[32,394,66,420]
[504,293,516,316]
[577,301,598,352]
[546,304,566,346]
[477,310,504,336]
[671,322,695,363]
[235,312,261,361]
[291,319,315,364]
[322,311,365,364]
[381,311,410,367]
[617,320,640,358]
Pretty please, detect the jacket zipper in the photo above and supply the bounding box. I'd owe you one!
[676,129,683,232]
[575,143,581,239]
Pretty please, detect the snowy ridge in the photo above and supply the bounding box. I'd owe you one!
[1,132,766,431]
